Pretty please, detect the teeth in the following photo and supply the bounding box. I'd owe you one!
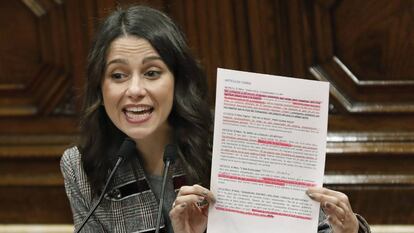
[125,106,152,113]
[125,110,151,121]
[124,105,153,121]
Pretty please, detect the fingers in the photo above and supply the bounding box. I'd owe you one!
[170,184,215,223]
[325,207,359,233]
[177,184,215,202]
[169,201,190,230]
[307,186,349,202]
[326,214,344,227]
[306,187,352,212]
[307,187,359,232]
[323,201,346,221]
[316,194,351,214]
[169,201,188,219]
[172,184,215,210]
[173,192,207,209]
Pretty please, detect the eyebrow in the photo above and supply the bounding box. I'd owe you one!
[142,56,163,64]
[106,58,128,67]
[106,56,163,67]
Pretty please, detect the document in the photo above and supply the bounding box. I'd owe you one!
[207,68,330,233]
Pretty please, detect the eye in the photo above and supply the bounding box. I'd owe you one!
[110,72,127,80]
[144,70,162,79]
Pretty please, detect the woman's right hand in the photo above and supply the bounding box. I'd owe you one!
[169,184,215,233]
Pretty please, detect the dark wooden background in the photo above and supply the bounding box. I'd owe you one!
[1,0,413,225]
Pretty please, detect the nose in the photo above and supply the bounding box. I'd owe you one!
[126,74,146,98]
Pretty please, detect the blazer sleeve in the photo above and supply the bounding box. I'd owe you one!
[60,147,107,233]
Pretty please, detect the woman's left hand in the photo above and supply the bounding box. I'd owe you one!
[169,184,215,233]
[307,187,359,233]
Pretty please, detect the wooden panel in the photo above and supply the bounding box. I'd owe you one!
[0,155,72,223]
[309,0,414,112]
[0,0,90,224]
[168,0,252,102]
[306,0,414,223]
[0,133,76,223]
[333,1,414,82]
[0,0,76,117]
[0,1,39,87]
[1,0,413,226]
[0,186,71,223]
[327,185,414,224]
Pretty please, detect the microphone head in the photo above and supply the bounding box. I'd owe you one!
[163,144,177,164]
[117,138,136,159]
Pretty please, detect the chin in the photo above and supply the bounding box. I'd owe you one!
[123,130,153,140]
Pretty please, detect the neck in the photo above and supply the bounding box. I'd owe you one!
[135,126,173,176]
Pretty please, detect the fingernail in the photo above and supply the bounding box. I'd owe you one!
[197,199,208,207]
[324,202,332,209]
[202,190,208,196]
[307,193,314,199]
[180,203,187,208]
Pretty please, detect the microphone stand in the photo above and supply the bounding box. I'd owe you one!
[155,144,177,233]
[155,158,172,233]
[75,138,136,233]
[75,157,123,233]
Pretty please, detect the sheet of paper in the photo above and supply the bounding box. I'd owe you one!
[207,68,330,233]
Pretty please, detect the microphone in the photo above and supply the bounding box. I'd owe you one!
[155,144,177,233]
[75,138,136,233]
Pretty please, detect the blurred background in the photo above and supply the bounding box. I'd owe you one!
[1,0,414,232]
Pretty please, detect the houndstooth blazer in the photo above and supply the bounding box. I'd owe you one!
[60,146,186,233]
[61,146,370,233]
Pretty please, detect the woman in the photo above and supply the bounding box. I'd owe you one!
[61,5,370,233]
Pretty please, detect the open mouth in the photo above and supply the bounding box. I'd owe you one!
[123,106,154,122]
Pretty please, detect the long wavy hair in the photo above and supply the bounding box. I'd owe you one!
[79,5,212,196]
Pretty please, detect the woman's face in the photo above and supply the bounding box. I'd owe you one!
[101,36,174,142]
